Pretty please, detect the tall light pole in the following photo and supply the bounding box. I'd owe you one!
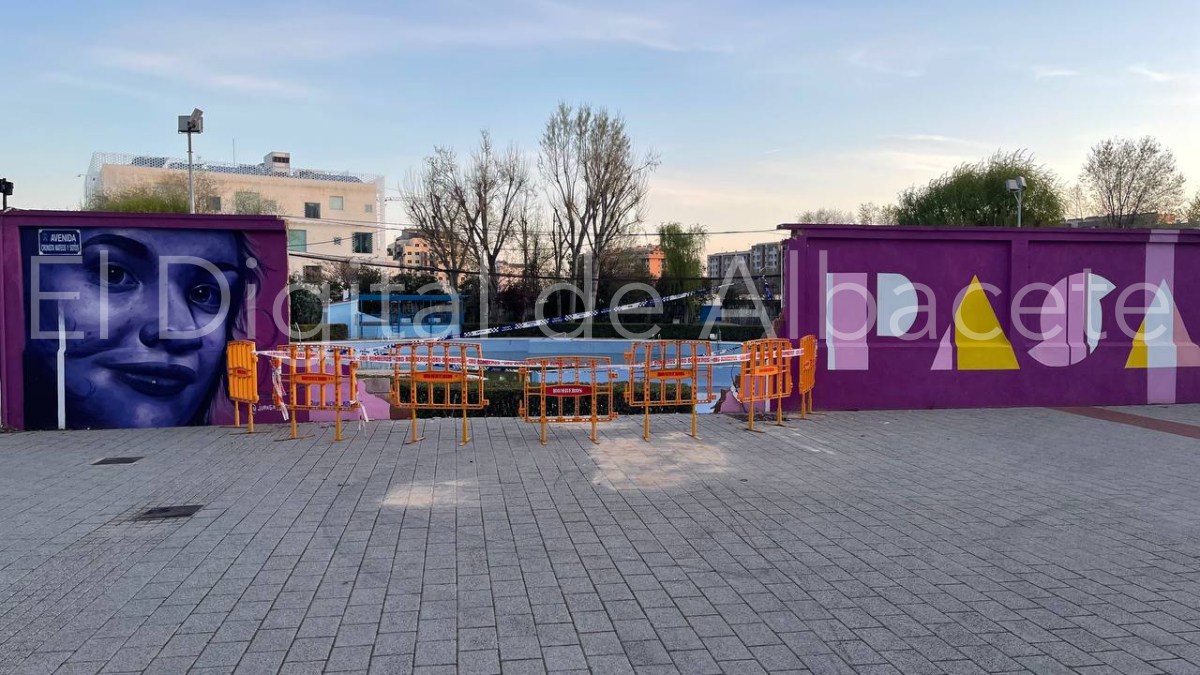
[178,109,204,214]
[1006,176,1026,228]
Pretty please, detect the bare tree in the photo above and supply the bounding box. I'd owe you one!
[1081,136,1186,228]
[797,207,855,224]
[1065,183,1093,220]
[513,198,550,280]
[855,202,897,225]
[401,148,475,294]
[539,102,658,307]
[451,131,532,319]
[1185,191,1200,225]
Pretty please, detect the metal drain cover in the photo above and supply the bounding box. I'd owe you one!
[92,457,143,465]
[135,505,202,520]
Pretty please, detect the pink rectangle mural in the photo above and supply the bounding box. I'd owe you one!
[778,224,1200,410]
[0,210,290,430]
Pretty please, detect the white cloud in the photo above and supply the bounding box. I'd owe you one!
[94,48,317,98]
[1128,64,1179,82]
[888,134,994,150]
[1033,65,1078,79]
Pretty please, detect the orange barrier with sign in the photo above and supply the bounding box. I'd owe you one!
[798,334,817,418]
[275,344,359,441]
[389,342,487,445]
[519,357,617,445]
[624,340,715,441]
[225,340,259,432]
[738,338,794,431]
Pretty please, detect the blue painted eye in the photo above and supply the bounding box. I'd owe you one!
[100,263,136,288]
[188,284,221,312]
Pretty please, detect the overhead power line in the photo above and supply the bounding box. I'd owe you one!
[287,250,778,284]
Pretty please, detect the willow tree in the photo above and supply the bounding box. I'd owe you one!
[895,150,1065,226]
[657,222,707,322]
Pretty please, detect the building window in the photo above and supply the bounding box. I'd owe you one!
[288,229,307,252]
[330,196,344,211]
[206,196,222,212]
[352,232,373,254]
[303,265,322,282]
[304,202,320,219]
[364,203,374,214]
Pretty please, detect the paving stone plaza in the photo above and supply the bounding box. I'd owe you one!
[2,406,1200,674]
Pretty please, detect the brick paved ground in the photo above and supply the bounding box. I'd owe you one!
[2,406,1200,675]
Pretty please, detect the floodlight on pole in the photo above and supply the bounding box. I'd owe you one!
[1006,176,1026,228]
[178,108,204,214]
[0,178,13,210]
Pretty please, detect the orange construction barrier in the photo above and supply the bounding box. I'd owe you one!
[225,340,259,432]
[390,341,487,445]
[798,334,817,418]
[624,340,715,441]
[738,338,794,431]
[274,344,360,441]
[519,356,617,445]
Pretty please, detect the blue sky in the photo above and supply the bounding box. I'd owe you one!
[2,0,1197,253]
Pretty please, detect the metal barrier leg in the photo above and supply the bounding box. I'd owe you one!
[643,405,650,442]
[234,403,241,429]
[690,403,698,439]
[748,402,755,432]
[408,406,422,444]
[290,376,299,440]
[776,398,785,427]
[461,402,470,446]
[248,404,254,434]
[540,403,547,446]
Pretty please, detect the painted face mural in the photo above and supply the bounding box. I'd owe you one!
[23,228,251,429]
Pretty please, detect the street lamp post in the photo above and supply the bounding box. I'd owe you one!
[177,109,204,214]
[1006,176,1026,228]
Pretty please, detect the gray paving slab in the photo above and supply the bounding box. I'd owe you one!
[0,406,1198,673]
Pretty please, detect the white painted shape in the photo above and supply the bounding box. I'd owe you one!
[1145,283,1177,369]
[1085,273,1114,353]
[876,273,917,337]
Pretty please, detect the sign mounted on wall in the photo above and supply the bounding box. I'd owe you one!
[37,229,81,255]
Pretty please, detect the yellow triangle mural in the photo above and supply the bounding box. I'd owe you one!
[1126,319,1148,368]
[954,276,1019,370]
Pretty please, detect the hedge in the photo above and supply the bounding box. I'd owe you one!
[395,380,700,418]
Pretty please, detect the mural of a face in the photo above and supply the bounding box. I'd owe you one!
[25,228,245,428]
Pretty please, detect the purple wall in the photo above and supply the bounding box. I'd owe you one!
[778,224,1200,410]
[0,210,290,430]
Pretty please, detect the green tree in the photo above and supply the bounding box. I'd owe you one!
[895,150,1065,226]
[390,271,442,292]
[85,171,220,213]
[656,222,707,322]
[286,274,325,325]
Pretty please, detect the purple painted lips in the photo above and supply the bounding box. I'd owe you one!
[109,362,198,397]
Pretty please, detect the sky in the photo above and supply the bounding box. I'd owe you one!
[2,0,1198,254]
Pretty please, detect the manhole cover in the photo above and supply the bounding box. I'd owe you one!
[92,457,143,465]
[135,505,202,520]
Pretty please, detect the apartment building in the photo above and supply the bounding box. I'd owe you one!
[706,250,750,279]
[85,151,386,278]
